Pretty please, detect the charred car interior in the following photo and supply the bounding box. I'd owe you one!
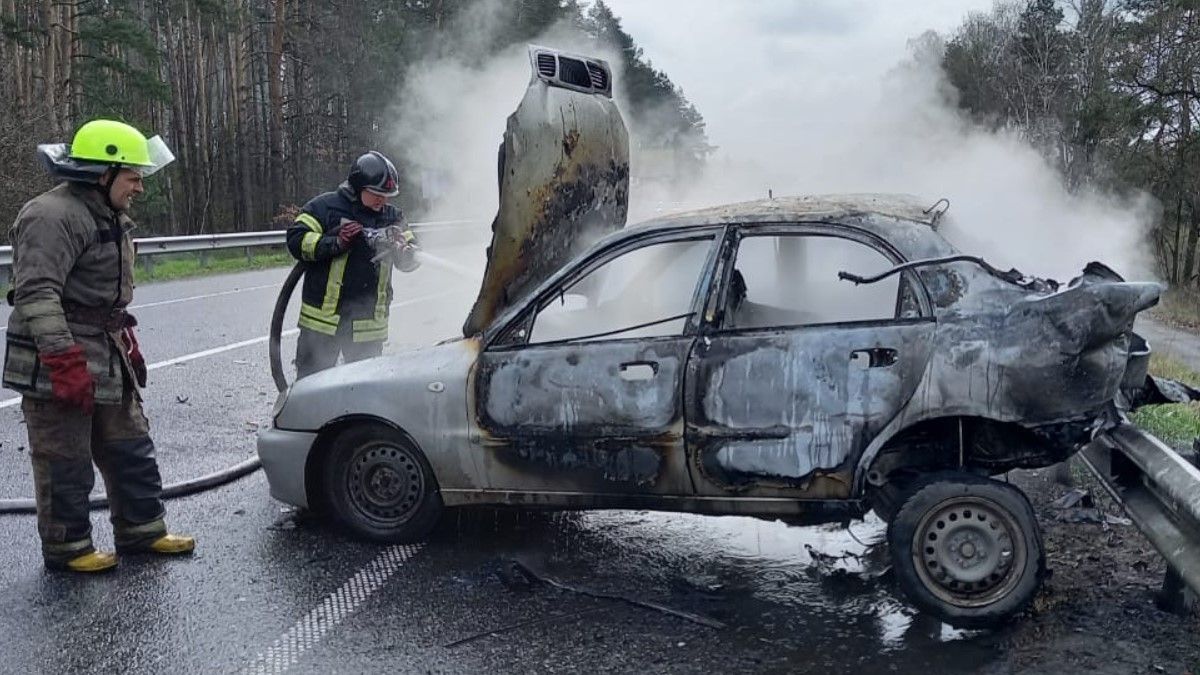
[259,45,1178,628]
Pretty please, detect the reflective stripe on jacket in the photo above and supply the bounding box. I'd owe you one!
[285,183,402,343]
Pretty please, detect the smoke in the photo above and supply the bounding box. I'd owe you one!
[391,1,1157,284]
[634,30,1157,282]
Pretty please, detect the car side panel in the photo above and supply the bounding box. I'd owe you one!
[471,336,695,495]
[687,321,936,498]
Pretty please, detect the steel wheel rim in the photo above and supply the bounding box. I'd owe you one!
[346,441,425,526]
[911,495,1027,608]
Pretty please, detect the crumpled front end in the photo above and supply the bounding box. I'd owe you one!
[462,46,630,336]
[907,262,1163,451]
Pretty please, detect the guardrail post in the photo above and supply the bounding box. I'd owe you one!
[0,266,10,291]
[245,247,253,266]
[199,250,210,269]
[1156,446,1199,615]
[143,256,155,278]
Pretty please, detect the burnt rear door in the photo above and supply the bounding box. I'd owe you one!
[474,234,720,495]
[687,228,935,498]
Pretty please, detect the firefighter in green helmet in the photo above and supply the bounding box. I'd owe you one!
[2,119,195,573]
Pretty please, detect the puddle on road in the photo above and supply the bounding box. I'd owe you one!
[433,508,998,673]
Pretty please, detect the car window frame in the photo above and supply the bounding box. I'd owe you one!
[485,226,727,351]
[699,221,935,335]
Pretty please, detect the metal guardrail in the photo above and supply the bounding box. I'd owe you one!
[0,219,481,287]
[1079,423,1200,605]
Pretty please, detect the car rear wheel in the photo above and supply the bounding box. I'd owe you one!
[323,424,443,543]
[887,472,1045,628]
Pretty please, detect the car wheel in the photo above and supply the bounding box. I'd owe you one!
[323,424,443,543]
[887,472,1045,628]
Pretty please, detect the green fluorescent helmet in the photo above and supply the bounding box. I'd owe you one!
[69,119,154,167]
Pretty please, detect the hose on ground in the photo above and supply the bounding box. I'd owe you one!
[0,456,263,514]
[1,264,304,515]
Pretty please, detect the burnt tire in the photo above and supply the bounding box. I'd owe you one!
[887,473,1044,629]
[323,424,443,544]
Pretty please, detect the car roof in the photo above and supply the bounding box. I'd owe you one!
[632,193,944,231]
[597,193,957,263]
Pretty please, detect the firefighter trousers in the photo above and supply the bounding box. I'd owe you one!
[294,325,383,379]
[22,392,167,564]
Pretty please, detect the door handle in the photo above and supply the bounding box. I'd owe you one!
[618,360,659,381]
[850,348,898,369]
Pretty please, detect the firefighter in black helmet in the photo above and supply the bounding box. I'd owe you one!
[286,151,418,378]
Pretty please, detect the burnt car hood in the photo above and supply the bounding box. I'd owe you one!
[951,261,1161,356]
[462,45,630,336]
[902,258,1165,427]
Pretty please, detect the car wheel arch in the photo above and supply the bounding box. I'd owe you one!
[303,415,420,514]
[858,415,1051,497]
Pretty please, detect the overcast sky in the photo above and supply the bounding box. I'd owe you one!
[601,1,997,160]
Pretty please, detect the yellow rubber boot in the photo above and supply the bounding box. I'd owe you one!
[146,534,195,555]
[63,550,118,573]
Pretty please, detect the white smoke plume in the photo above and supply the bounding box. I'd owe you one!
[635,31,1157,282]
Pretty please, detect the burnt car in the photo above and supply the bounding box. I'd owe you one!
[258,47,1161,628]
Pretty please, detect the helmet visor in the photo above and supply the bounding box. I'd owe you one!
[365,185,400,198]
[140,135,176,177]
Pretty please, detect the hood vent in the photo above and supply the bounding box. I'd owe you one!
[536,52,557,78]
[529,46,614,98]
[587,62,609,92]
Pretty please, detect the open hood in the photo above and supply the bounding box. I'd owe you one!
[462,45,630,336]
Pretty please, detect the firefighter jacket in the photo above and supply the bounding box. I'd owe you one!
[3,182,140,404]
[286,183,406,342]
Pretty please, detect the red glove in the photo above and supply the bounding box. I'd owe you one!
[122,326,148,388]
[337,221,363,249]
[39,345,95,415]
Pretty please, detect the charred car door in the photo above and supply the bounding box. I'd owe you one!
[473,231,722,495]
[687,224,936,499]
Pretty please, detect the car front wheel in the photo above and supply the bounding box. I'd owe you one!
[887,472,1045,628]
[323,424,443,543]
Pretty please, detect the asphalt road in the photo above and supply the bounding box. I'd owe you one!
[0,238,1181,674]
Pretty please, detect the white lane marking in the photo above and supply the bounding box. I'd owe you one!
[0,288,468,410]
[128,283,282,310]
[244,544,422,674]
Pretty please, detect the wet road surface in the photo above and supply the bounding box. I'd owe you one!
[0,236,1024,673]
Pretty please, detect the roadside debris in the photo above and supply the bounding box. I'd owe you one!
[1050,488,1092,510]
[506,558,725,629]
[1049,487,1131,526]
[268,508,308,531]
[1058,509,1132,526]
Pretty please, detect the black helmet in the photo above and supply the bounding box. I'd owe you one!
[347,151,400,197]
